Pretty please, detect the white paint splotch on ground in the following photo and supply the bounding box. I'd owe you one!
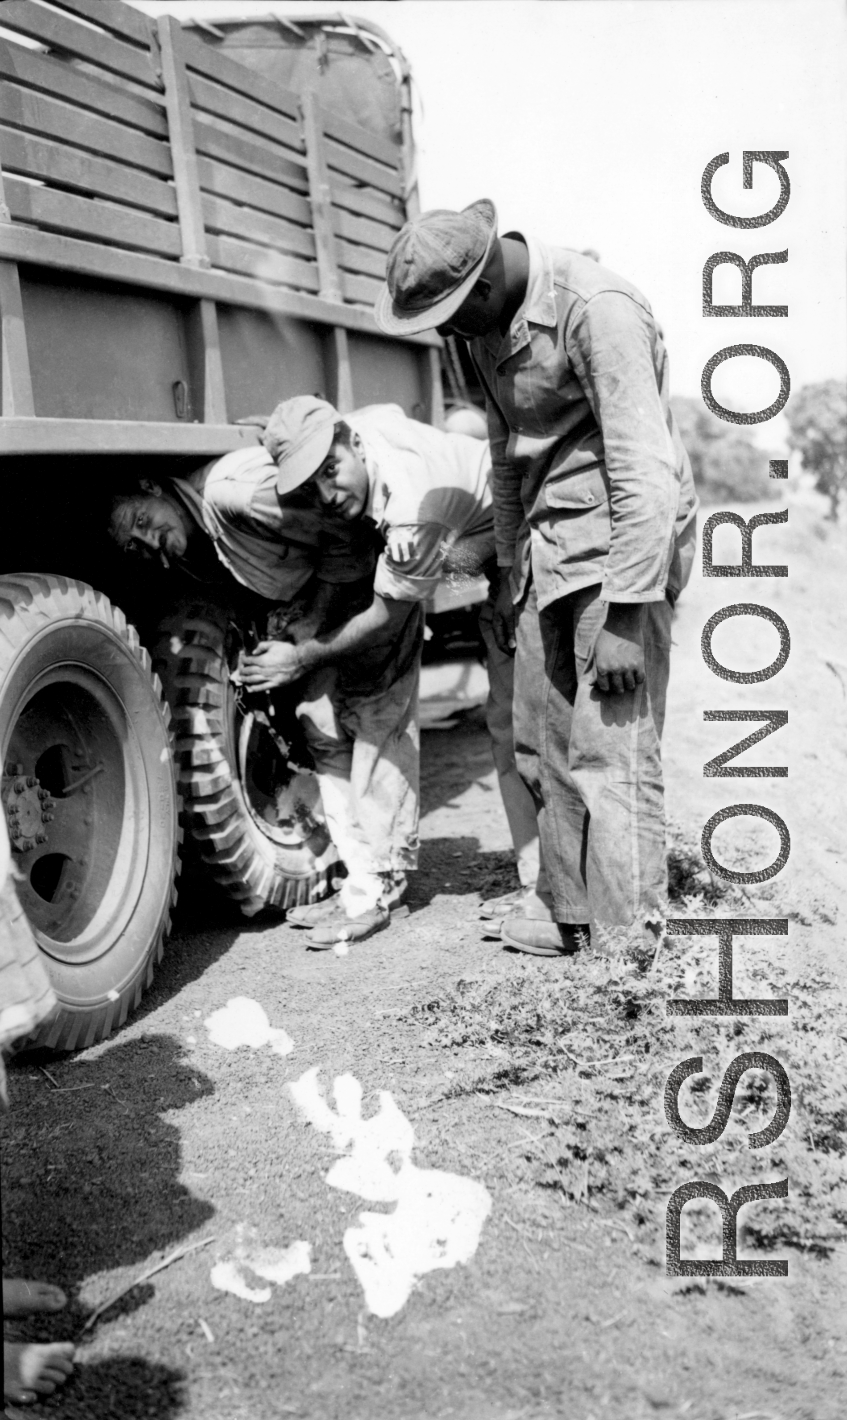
[289,1068,491,1318]
[204,997,294,1055]
[211,1226,311,1305]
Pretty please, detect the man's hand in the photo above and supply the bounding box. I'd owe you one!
[239,640,309,692]
[492,576,516,656]
[593,603,645,695]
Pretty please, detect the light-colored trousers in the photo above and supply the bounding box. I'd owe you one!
[294,578,541,911]
[295,622,422,915]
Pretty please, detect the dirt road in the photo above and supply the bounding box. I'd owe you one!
[3,499,845,1420]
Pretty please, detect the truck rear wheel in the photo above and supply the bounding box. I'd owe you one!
[152,600,336,916]
[0,575,181,1051]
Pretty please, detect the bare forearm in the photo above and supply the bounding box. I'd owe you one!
[298,595,412,672]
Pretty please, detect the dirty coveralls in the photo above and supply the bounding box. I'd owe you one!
[468,238,698,931]
[295,404,539,914]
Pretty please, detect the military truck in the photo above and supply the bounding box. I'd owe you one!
[0,0,445,1049]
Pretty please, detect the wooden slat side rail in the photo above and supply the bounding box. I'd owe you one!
[3,177,181,259]
[201,194,315,262]
[0,1,161,91]
[0,128,178,219]
[320,109,401,175]
[0,226,441,346]
[329,179,404,230]
[196,155,311,228]
[181,30,300,124]
[193,118,308,192]
[41,0,156,49]
[333,207,397,254]
[324,138,403,198]
[0,41,167,139]
[0,418,259,456]
[341,270,385,308]
[205,233,319,293]
[157,16,227,425]
[300,91,343,303]
[187,72,303,157]
[0,85,172,177]
[157,16,208,266]
[336,240,387,282]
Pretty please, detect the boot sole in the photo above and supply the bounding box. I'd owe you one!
[500,924,583,957]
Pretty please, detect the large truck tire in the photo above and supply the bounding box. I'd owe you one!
[0,575,181,1051]
[152,599,336,917]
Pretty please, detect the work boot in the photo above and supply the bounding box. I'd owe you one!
[479,886,536,921]
[500,911,589,957]
[286,892,340,929]
[307,902,406,948]
[288,875,408,929]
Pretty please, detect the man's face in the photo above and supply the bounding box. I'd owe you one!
[437,278,501,340]
[109,488,192,568]
[311,437,369,521]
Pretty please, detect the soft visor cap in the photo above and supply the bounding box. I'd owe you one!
[262,395,339,496]
[374,199,498,337]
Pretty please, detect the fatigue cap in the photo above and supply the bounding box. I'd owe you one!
[263,395,339,496]
[374,199,497,337]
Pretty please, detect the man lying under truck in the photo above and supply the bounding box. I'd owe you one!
[108,441,378,644]
[237,397,540,947]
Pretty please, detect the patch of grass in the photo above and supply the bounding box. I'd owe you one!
[413,830,847,1259]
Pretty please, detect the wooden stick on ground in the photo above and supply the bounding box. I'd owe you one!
[80,1236,216,1336]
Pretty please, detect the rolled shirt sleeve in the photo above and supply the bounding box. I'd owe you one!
[566,291,679,603]
[373,522,453,602]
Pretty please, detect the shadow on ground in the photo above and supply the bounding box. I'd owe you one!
[17,1355,187,1420]
[3,1032,214,1413]
[411,838,518,911]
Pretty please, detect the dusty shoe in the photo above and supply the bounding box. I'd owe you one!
[479,887,533,920]
[500,913,589,957]
[307,903,396,948]
[286,893,340,930]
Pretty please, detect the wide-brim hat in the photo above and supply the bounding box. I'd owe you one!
[262,394,338,497]
[374,198,498,337]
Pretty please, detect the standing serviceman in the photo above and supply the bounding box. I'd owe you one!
[374,200,698,958]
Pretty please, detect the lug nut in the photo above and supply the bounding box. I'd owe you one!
[38,788,48,800]
[42,813,54,823]
[35,831,47,844]
[14,778,26,793]
[5,762,23,776]
[26,776,36,787]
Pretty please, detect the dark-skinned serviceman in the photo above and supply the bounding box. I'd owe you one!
[374,199,698,959]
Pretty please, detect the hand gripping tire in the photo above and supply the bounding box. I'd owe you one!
[0,575,181,1052]
[152,599,337,916]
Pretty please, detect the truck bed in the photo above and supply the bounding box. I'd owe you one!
[0,0,441,454]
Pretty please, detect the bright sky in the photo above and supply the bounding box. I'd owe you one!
[133,0,847,404]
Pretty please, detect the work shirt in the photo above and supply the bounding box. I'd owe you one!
[469,236,698,611]
[173,446,375,601]
[346,404,494,603]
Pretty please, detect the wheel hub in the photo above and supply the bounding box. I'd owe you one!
[2,761,55,854]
